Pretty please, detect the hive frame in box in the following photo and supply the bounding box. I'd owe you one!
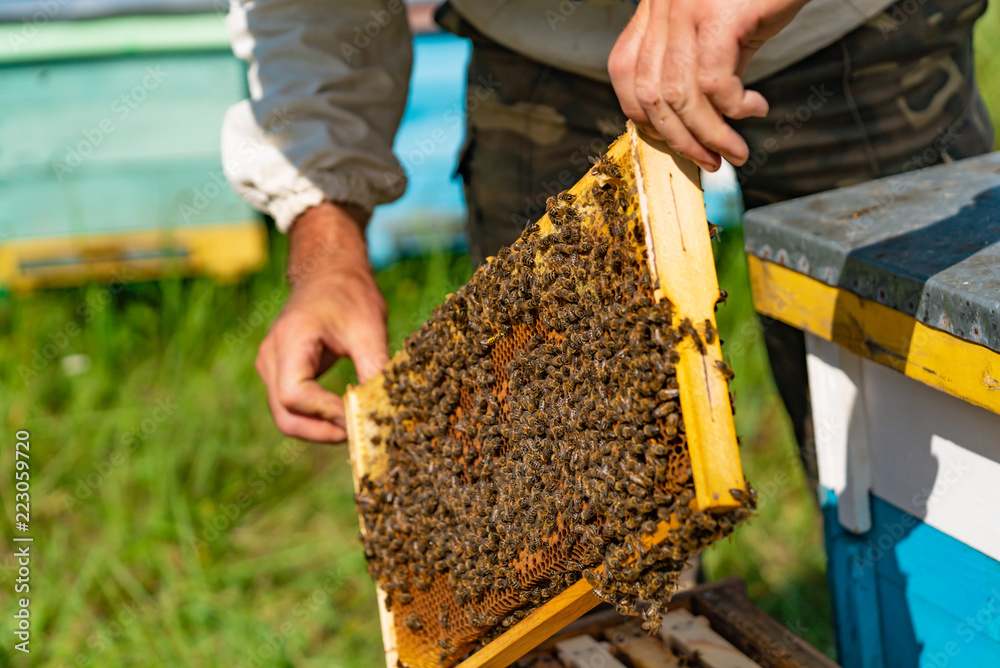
[345,123,746,668]
[535,577,839,668]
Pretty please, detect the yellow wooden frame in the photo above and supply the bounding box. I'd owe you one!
[748,255,1000,415]
[346,123,746,668]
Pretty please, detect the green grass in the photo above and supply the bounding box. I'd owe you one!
[1,12,997,666]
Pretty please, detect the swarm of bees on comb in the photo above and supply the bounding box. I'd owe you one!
[354,142,756,668]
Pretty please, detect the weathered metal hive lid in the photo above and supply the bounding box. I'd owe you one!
[743,152,1000,353]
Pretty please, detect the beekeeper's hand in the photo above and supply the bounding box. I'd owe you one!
[609,0,808,171]
[256,202,389,443]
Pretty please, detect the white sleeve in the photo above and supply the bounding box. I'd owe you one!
[222,0,413,232]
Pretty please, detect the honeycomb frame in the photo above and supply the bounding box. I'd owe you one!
[345,123,746,668]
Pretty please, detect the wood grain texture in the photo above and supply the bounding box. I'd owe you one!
[690,578,841,668]
[805,336,874,534]
[538,578,839,668]
[457,510,686,668]
[607,623,684,668]
[555,633,629,668]
[659,608,762,668]
[821,490,1000,667]
[345,374,398,668]
[631,127,744,511]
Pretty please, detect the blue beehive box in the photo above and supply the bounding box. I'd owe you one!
[0,4,266,291]
[744,153,1000,667]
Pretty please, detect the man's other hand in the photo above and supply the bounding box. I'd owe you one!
[256,202,388,443]
[609,0,808,171]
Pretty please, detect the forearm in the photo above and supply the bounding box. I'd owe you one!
[287,202,371,288]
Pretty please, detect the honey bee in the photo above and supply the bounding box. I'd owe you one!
[656,387,679,402]
[404,612,423,631]
[678,317,706,355]
[704,319,717,345]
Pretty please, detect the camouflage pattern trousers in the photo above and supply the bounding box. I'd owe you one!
[444,0,994,487]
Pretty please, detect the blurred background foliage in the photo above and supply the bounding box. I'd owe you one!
[1,3,998,666]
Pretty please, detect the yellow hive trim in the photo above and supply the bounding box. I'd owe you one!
[0,221,267,291]
[748,255,1000,415]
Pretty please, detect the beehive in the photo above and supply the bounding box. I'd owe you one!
[346,123,752,668]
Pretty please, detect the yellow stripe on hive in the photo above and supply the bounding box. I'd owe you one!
[0,221,267,292]
[747,256,1000,415]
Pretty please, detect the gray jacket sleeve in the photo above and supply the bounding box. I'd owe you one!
[222,0,413,232]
